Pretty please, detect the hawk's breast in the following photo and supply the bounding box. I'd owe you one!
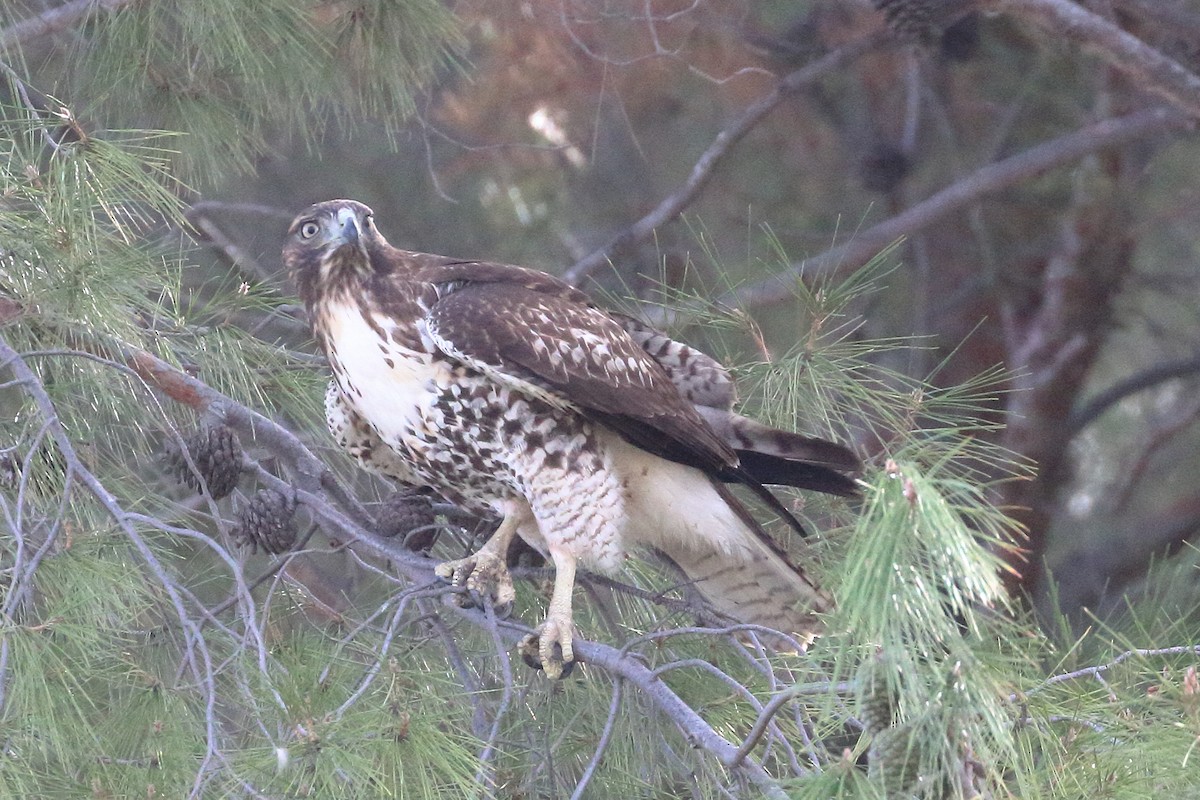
[318,298,444,450]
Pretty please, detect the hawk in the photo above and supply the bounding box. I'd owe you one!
[284,199,859,678]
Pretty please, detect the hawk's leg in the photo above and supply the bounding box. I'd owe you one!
[518,548,577,679]
[435,513,520,615]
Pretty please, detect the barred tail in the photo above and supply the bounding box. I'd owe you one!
[660,530,828,644]
[602,429,829,641]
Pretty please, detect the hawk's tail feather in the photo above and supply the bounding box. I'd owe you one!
[734,450,860,497]
[695,407,860,497]
[606,429,830,641]
[659,527,828,643]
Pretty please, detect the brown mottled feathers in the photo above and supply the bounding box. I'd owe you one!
[377,253,860,493]
[615,313,737,410]
[285,199,861,648]
[375,257,854,535]
[423,281,738,475]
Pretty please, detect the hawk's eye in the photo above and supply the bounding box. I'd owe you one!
[299,221,320,239]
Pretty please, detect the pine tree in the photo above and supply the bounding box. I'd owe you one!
[4,3,1200,799]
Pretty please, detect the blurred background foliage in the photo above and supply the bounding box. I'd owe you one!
[210,0,1200,620]
[6,0,1200,797]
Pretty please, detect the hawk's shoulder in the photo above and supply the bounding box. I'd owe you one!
[407,255,592,304]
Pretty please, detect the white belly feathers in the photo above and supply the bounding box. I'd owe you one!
[320,299,444,449]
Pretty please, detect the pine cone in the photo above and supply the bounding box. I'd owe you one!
[232,488,297,554]
[868,723,922,795]
[874,0,938,45]
[0,448,17,490]
[858,666,896,737]
[858,649,923,795]
[162,425,243,500]
[375,489,439,552]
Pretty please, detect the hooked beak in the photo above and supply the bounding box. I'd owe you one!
[334,207,362,250]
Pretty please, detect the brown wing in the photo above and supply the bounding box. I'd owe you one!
[421,281,739,475]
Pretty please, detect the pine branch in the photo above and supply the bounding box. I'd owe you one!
[0,334,224,798]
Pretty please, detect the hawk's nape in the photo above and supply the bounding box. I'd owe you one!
[284,199,860,678]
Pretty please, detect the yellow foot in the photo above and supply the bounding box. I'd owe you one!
[434,550,516,615]
[518,614,576,679]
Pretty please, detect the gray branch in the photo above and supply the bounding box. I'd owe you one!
[989,0,1200,119]
[0,0,136,51]
[694,106,1186,318]
[562,31,887,287]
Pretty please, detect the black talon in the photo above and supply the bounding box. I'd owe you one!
[517,637,575,678]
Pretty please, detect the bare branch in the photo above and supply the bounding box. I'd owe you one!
[703,106,1187,317]
[988,0,1200,118]
[1020,643,1200,699]
[1065,354,1200,439]
[0,0,136,51]
[474,601,516,791]
[567,632,790,799]
[185,208,279,288]
[732,681,849,769]
[570,678,624,800]
[562,32,887,286]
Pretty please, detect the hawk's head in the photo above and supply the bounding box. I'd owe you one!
[283,199,385,307]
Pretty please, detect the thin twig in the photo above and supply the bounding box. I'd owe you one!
[570,678,624,800]
[731,682,848,768]
[1019,643,1200,699]
[186,209,280,288]
[332,593,418,720]
[474,599,516,790]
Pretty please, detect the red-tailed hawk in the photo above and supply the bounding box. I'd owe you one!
[284,199,859,678]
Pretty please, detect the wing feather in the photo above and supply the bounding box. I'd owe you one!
[422,282,738,473]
